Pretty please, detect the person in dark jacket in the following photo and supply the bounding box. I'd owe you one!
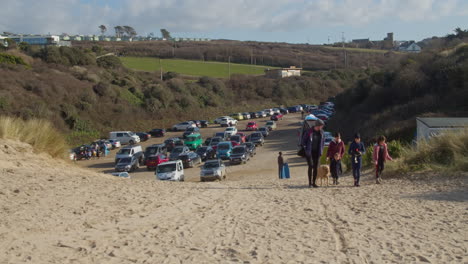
[327,132,345,185]
[278,152,284,179]
[348,133,365,187]
[301,119,326,188]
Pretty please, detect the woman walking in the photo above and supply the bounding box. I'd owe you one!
[301,119,326,188]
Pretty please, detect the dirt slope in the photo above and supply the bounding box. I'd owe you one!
[0,114,467,263]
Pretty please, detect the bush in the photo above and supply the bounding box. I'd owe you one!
[0,53,28,66]
[97,55,122,69]
[0,116,68,158]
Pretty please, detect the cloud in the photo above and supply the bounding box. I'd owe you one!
[0,0,465,35]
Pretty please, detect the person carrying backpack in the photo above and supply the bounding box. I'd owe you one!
[348,133,365,187]
[373,135,393,184]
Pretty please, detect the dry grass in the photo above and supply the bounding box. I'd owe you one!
[392,128,468,172]
[0,116,68,158]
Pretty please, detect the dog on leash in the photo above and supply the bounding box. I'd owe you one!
[317,165,331,186]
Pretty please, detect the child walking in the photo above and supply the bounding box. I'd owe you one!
[348,133,365,187]
[326,132,345,185]
[373,135,393,184]
[330,153,342,185]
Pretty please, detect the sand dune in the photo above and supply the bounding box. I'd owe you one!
[0,115,467,263]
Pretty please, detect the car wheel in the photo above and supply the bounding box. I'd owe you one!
[201,178,205,182]
[129,140,135,145]
[180,175,185,182]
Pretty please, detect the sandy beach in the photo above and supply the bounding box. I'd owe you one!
[1,114,467,263]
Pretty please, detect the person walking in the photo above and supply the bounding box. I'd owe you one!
[301,119,326,188]
[326,132,345,185]
[278,152,284,179]
[373,135,393,184]
[348,133,365,187]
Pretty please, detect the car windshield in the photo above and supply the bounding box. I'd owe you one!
[178,155,189,160]
[259,128,267,131]
[244,143,253,148]
[204,162,220,169]
[197,147,208,153]
[226,128,234,131]
[157,163,177,173]
[146,147,158,154]
[232,147,245,154]
[186,127,195,132]
[117,149,131,155]
[186,137,197,142]
[218,144,230,150]
[172,147,184,154]
[266,122,273,125]
[118,157,131,163]
[248,122,255,126]
[211,139,221,144]
[251,133,262,138]
[231,136,240,141]
[147,156,159,161]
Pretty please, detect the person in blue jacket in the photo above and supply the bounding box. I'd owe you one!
[348,133,366,187]
[301,119,326,188]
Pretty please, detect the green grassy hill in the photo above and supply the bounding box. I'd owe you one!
[120,57,278,78]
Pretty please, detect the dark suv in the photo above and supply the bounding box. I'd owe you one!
[148,128,166,137]
[144,144,167,163]
[169,146,190,160]
[248,132,264,146]
[178,152,202,168]
[196,146,215,161]
[229,146,250,165]
[164,138,184,152]
[182,127,200,139]
[241,142,257,157]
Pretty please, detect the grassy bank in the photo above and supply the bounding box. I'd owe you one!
[120,57,278,78]
[0,116,68,158]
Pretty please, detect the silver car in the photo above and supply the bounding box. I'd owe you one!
[200,159,227,181]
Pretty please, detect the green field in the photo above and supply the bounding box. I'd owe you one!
[120,57,278,78]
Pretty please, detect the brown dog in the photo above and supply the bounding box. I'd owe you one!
[317,165,331,186]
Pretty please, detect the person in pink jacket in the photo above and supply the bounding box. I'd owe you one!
[373,135,393,184]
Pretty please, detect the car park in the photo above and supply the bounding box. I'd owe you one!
[109,131,140,145]
[196,146,215,161]
[172,121,196,131]
[265,121,277,131]
[246,121,258,131]
[145,154,169,170]
[271,113,283,121]
[182,127,200,139]
[115,156,140,172]
[115,145,144,165]
[169,146,190,160]
[229,146,250,165]
[178,152,202,168]
[144,144,167,163]
[107,139,121,149]
[148,128,166,137]
[216,141,233,160]
[241,142,257,157]
[248,132,265,146]
[258,127,269,138]
[136,132,151,142]
[200,159,226,182]
[164,138,184,152]
[224,127,238,137]
[156,160,184,181]
[185,133,203,150]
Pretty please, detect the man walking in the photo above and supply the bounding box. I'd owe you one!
[301,119,326,188]
[278,152,284,179]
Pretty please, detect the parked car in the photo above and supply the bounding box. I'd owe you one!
[214,116,231,124]
[144,144,167,163]
[108,139,121,149]
[220,117,238,127]
[271,113,283,121]
[214,132,228,140]
[115,145,144,165]
[236,132,247,143]
[182,127,200,139]
[229,146,250,165]
[287,106,298,113]
[136,132,151,142]
[224,127,238,137]
[196,146,215,161]
[200,159,226,182]
[316,114,329,121]
[156,160,184,181]
[249,112,258,119]
[200,120,209,128]
[148,128,166,137]
[324,136,333,147]
[115,156,140,172]
[230,140,240,147]
[272,108,281,114]
[172,121,196,131]
[241,142,257,157]
[230,113,244,121]
[258,127,269,138]
[170,146,190,160]
[246,121,258,131]
[204,137,212,146]
[265,121,277,131]
[185,133,203,150]
[109,131,140,145]
[263,109,274,116]
[242,112,251,120]
[164,138,184,152]
[256,111,266,118]
[209,137,223,150]
[178,152,202,168]
[189,120,202,127]
[145,154,169,170]
[248,132,265,146]
[230,135,243,145]
[216,141,233,160]
[279,108,289,115]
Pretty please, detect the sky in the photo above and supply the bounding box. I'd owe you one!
[0,0,467,44]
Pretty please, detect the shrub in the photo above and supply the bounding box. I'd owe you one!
[0,53,28,66]
[97,55,122,69]
[0,116,68,158]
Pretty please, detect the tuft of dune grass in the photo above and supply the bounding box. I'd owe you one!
[0,116,68,158]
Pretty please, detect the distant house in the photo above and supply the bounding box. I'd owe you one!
[398,41,422,53]
[416,117,468,141]
[0,34,70,47]
[265,66,302,79]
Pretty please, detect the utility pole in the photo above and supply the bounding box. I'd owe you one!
[172,40,175,57]
[159,58,163,80]
[228,56,231,79]
[342,32,347,68]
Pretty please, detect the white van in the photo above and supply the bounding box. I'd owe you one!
[156,160,184,181]
[109,131,140,145]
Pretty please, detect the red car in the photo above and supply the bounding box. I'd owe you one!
[145,154,169,170]
[231,141,240,147]
[236,132,247,143]
[271,113,284,121]
[246,122,258,131]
